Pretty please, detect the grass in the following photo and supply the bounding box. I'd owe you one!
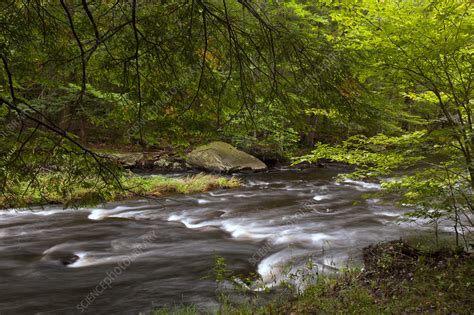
[125,174,241,196]
[277,241,474,314]
[153,305,201,315]
[0,173,241,209]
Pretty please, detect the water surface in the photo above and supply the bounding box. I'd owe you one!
[0,168,420,314]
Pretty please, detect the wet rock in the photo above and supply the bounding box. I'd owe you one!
[154,158,171,168]
[42,251,80,266]
[60,254,80,266]
[102,152,144,168]
[186,141,267,172]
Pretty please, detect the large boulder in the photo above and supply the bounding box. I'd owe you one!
[187,141,267,172]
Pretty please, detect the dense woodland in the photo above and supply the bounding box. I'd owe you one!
[1,0,473,233]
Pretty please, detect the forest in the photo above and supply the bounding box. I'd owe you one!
[0,0,473,314]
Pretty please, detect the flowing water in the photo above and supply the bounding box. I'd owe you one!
[0,168,433,314]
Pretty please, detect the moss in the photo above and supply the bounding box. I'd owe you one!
[187,141,267,172]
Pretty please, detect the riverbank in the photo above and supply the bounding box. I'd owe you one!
[0,140,348,210]
[0,173,241,209]
[2,140,280,210]
[89,139,301,172]
[155,239,474,314]
[274,240,473,314]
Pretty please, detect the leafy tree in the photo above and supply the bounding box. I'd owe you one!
[329,0,473,184]
[297,0,473,247]
[0,0,356,204]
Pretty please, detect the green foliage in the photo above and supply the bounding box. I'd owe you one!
[0,171,240,209]
[294,131,427,179]
[382,161,473,247]
[0,129,123,208]
[212,256,232,284]
[0,0,357,150]
[329,0,474,179]
[125,174,241,197]
[0,0,354,208]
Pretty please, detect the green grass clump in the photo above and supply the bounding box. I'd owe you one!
[0,172,114,209]
[123,174,241,196]
[0,173,240,209]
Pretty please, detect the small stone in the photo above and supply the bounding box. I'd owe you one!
[154,158,171,168]
[61,254,79,266]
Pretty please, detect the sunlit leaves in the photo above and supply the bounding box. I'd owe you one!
[294,131,428,179]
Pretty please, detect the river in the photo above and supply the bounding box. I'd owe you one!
[0,168,430,314]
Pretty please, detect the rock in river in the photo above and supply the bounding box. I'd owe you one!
[102,152,144,168]
[186,141,267,172]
